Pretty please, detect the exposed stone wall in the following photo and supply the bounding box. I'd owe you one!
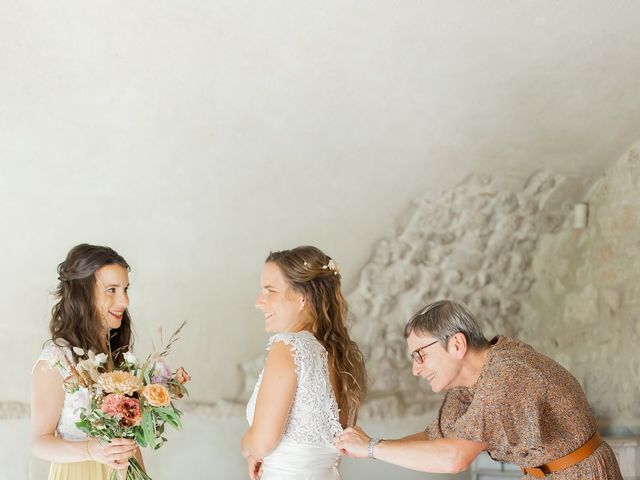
[345,171,587,417]
[521,143,640,435]
[345,143,639,431]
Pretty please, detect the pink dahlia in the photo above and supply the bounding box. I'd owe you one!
[100,394,142,427]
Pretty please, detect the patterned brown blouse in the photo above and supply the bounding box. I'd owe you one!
[425,336,622,479]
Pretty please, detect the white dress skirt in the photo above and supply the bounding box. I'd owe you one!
[260,440,341,480]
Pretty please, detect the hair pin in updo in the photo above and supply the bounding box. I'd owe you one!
[302,259,340,275]
[322,259,340,275]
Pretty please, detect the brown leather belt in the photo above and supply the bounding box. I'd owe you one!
[521,432,601,478]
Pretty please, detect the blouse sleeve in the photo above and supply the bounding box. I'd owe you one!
[450,358,546,454]
[425,388,474,440]
[32,342,72,377]
[267,332,297,349]
[424,417,442,440]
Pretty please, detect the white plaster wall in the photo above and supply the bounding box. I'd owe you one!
[3,2,640,479]
[4,0,640,408]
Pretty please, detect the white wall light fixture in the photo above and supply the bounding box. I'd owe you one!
[574,202,589,229]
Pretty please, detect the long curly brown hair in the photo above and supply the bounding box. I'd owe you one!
[266,246,366,425]
[49,243,133,364]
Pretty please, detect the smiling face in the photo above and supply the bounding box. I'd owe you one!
[255,262,306,333]
[93,264,130,333]
[406,330,465,393]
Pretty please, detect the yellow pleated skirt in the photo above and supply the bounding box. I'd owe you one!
[48,461,112,480]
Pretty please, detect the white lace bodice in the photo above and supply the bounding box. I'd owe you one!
[246,331,343,447]
[33,340,90,441]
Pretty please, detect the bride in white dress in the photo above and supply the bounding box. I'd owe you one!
[242,246,367,480]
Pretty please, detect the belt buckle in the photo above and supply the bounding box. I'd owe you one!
[522,466,547,478]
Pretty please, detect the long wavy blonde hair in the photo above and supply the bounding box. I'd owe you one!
[266,246,366,424]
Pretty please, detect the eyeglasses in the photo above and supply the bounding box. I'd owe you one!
[410,339,439,364]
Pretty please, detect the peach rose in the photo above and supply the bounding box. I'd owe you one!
[142,384,171,407]
[175,367,191,384]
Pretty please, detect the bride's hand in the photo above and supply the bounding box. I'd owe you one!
[246,455,262,480]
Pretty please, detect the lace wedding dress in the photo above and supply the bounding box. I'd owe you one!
[246,331,343,480]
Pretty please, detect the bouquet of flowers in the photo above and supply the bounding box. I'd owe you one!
[60,322,191,480]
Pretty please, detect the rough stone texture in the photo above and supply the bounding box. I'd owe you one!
[521,142,640,436]
[346,171,587,418]
[347,145,640,431]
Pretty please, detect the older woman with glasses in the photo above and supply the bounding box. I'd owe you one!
[336,299,622,479]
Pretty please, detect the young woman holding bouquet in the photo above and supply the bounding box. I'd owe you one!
[242,245,367,480]
[31,244,143,480]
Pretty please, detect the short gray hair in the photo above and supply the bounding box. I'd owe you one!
[403,300,489,350]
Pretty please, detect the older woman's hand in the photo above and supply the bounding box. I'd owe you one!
[335,426,371,458]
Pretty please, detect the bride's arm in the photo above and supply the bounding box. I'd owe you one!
[31,360,136,469]
[241,341,297,459]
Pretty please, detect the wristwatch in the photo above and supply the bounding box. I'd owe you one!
[368,437,383,459]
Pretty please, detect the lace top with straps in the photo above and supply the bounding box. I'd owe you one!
[33,340,90,441]
[246,330,343,447]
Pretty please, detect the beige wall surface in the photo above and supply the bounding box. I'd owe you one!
[2,1,640,478]
[3,0,640,406]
